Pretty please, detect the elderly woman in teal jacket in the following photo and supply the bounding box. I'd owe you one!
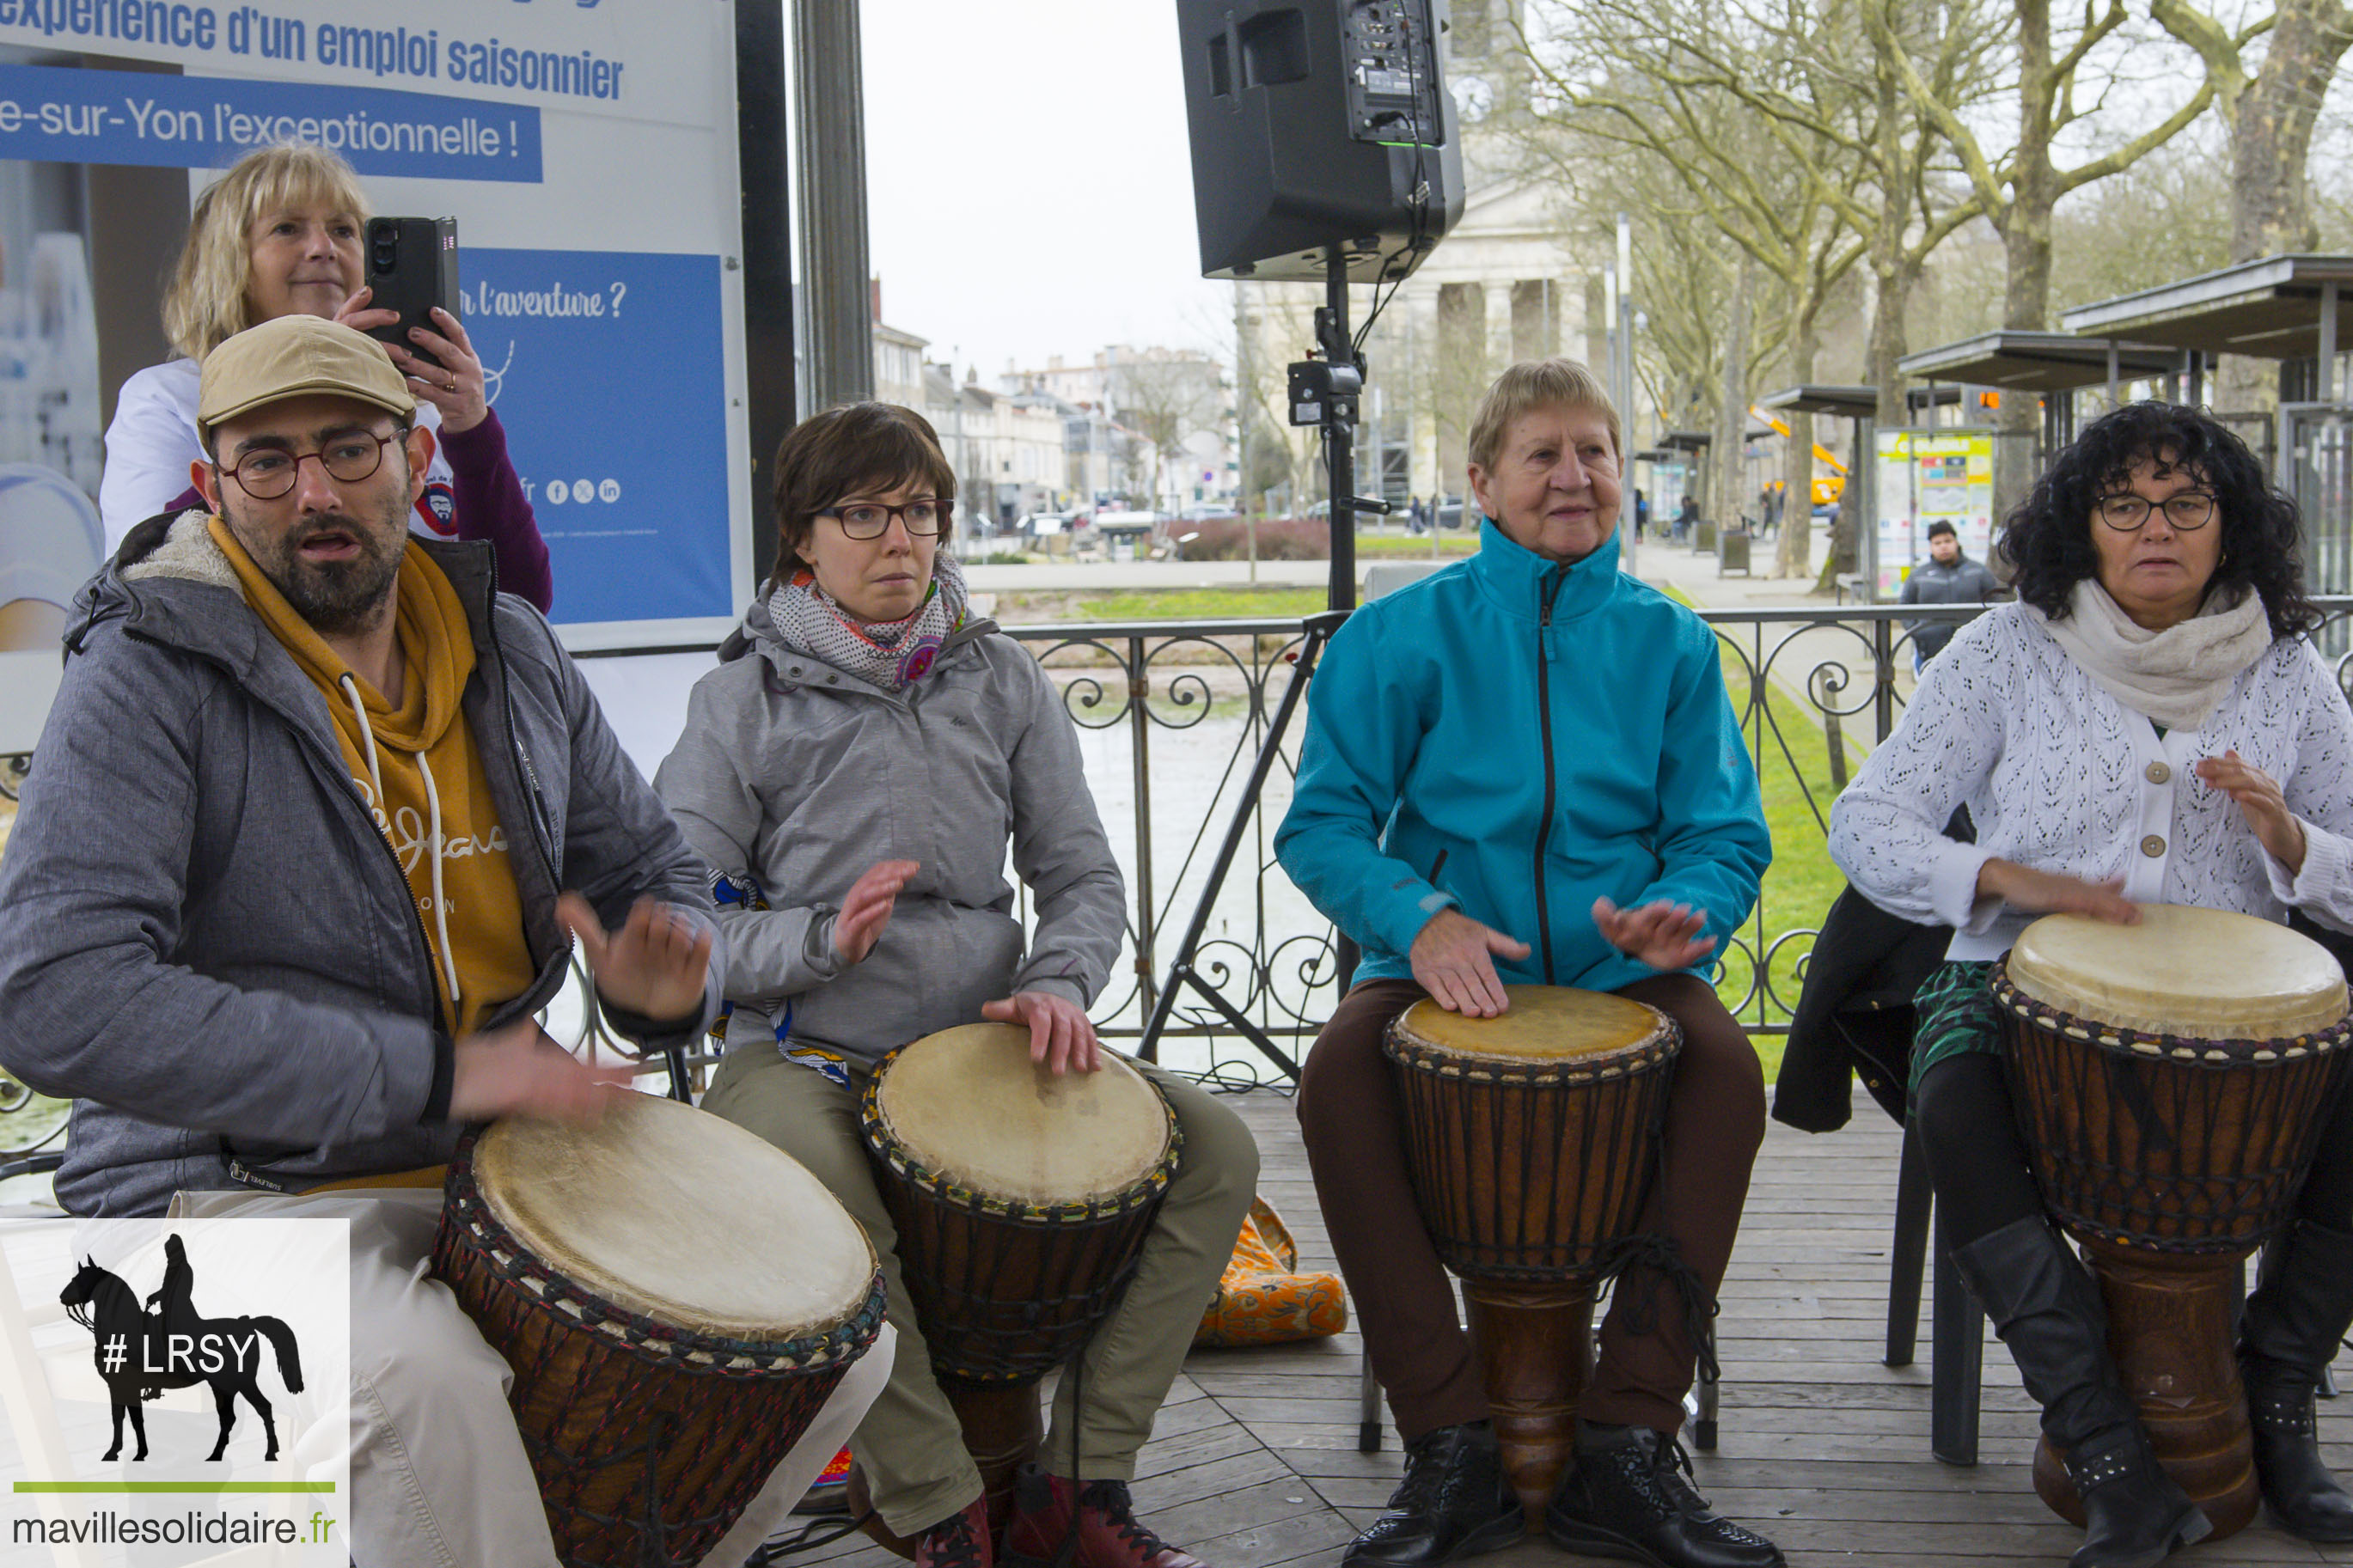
[1275,358,1779,1568]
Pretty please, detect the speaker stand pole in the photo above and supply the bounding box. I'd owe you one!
[1136,249,1366,1076]
[1317,247,1365,1012]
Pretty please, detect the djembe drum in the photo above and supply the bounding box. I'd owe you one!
[433,1091,887,1568]
[1995,905,2353,1540]
[855,1022,1180,1553]
[1385,986,1682,1522]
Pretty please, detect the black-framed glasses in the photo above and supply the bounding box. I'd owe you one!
[219,430,400,501]
[815,499,950,540]
[2096,491,2216,531]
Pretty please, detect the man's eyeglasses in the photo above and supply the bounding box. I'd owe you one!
[2095,491,2216,532]
[816,499,950,540]
[219,431,400,501]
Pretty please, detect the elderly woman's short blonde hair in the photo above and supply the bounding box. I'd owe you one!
[162,144,370,362]
[1466,357,1622,474]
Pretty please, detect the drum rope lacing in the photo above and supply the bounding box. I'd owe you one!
[1992,962,2353,1255]
[1384,1020,1723,1384]
[437,1130,889,1374]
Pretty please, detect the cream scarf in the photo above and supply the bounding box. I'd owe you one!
[2026,579,2275,731]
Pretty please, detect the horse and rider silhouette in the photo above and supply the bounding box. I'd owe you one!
[60,1235,304,1462]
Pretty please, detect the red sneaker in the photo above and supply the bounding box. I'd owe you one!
[1003,1465,1207,1568]
[914,1497,995,1568]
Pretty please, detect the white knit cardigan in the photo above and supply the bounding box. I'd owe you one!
[1829,601,2353,962]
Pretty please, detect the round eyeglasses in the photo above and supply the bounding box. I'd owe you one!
[816,499,950,540]
[219,430,400,501]
[2096,491,2215,532]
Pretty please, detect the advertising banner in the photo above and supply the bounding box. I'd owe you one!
[1873,428,1995,600]
[0,0,756,750]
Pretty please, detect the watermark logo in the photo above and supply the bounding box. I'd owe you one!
[3,1215,351,1564]
[60,1233,304,1463]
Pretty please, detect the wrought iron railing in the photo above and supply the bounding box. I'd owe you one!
[992,596,2353,1088]
[21,595,2353,1130]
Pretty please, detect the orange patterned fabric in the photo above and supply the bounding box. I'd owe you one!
[1193,1197,1349,1347]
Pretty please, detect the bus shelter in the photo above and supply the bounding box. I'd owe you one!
[2063,255,2352,599]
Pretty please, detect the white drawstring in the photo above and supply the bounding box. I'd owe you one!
[337,672,461,1018]
[336,674,384,808]
[415,750,461,1014]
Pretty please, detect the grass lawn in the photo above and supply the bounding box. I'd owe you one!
[1074,586,1329,621]
[1660,590,1847,1075]
[1356,534,1481,558]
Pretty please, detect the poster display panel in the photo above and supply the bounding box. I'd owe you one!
[1873,428,1994,600]
[0,0,755,751]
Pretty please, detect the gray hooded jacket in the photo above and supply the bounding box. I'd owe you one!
[0,511,721,1216]
[652,594,1124,1066]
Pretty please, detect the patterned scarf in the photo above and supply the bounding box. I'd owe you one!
[766,550,970,690]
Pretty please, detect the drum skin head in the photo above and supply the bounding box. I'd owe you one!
[1397,986,1670,1065]
[876,1023,1174,1205]
[476,1090,877,1342]
[2011,906,2350,1040]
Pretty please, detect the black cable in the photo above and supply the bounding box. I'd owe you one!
[1351,1,1438,358]
[748,1505,879,1560]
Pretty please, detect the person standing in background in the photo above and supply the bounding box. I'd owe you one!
[1899,519,2002,668]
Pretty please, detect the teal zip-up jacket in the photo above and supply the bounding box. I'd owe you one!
[1275,519,1770,992]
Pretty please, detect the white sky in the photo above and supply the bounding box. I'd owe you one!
[860,0,1235,381]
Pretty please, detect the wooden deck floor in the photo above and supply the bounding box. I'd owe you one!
[788,1087,2353,1568]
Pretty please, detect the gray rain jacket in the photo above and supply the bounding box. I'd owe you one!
[652,594,1124,1066]
[0,511,722,1216]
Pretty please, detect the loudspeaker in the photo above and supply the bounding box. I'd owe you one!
[1176,0,1464,284]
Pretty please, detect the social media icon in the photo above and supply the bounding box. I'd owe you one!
[574,479,594,503]
[599,478,621,504]
[545,480,569,504]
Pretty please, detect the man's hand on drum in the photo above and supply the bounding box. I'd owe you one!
[1409,908,1531,1017]
[2197,749,2308,875]
[982,990,1102,1075]
[449,1017,629,1124]
[333,290,492,434]
[1975,859,2141,924]
[834,859,919,964]
[1592,897,1718,970]
[559,893,714,1023]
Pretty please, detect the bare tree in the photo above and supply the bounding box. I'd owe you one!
[1107,350,1225,511]
[1516,0,1872,574]
[2154,0,2353,260]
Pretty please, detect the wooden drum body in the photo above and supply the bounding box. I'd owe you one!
[433,1091,886,1568]
[1385,986,1682,1522]
[857,1023,1180,1550]
[1995,906,2353,1539]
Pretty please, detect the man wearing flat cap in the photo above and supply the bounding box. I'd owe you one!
[0,314,887,1563]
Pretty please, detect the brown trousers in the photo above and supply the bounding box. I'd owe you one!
[1298,973,1766,1440]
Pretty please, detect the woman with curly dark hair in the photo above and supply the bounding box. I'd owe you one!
[1830,401,2353,1566]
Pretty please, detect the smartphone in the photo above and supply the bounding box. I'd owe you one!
[362,217,459,372]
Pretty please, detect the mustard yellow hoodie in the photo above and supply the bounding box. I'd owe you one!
[212,516,535,1038]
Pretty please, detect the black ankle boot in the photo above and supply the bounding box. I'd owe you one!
[1341,1421,1523,1568]
[1543,1422,1783,1568]
[2058,1422,2213,1568]
[1948,1216,2209,1568]
[2241,1218,2353,1541]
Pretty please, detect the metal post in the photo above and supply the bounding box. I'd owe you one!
[2105,339,2120,408]
[792,0,875,412]
[2320,282,2341,405]
[1128,635,1158,1046]
[735,0,795,583]
[1322,250,1359,613]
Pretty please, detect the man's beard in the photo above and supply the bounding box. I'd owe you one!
[229,497,411,635]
